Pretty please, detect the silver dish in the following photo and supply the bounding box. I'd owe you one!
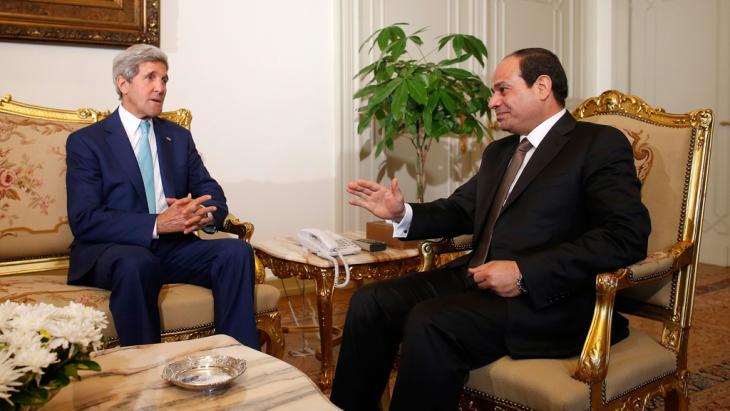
[161,355,246,391]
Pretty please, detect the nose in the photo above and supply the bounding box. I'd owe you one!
[488,94,500,109]
[153,79,165,94]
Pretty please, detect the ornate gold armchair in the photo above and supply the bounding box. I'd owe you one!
[0,95,284,358]
[418,91,714,410]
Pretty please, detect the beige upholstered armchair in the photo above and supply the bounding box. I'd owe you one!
[418,91,714,410]
[0,95,284,358]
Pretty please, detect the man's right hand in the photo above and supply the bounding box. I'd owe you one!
[346,178,406,221]
[156,194,217,235]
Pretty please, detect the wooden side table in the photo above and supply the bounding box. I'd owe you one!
[253,233,420,390]
[45,335,339,410]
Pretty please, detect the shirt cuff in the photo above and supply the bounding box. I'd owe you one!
[152,216,159,239]
[390,204,413,238]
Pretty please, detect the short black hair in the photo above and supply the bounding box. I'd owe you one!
[508,48,568,107]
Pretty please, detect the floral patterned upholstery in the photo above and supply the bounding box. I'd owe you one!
[0,112,80,260]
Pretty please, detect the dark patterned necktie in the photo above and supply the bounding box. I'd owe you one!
[469,138,533,267]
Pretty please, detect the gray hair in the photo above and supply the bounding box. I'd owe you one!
[112,44,168,99]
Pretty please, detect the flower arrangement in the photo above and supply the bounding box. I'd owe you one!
[0,301,107,410]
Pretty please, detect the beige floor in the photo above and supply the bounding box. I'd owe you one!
[275,263,730,409]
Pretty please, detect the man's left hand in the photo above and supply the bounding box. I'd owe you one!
[468,260,522,297]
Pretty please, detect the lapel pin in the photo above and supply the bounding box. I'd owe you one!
[165,136,172,142]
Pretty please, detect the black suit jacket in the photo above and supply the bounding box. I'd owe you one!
[65,110,228,282]
[407,112,651,357]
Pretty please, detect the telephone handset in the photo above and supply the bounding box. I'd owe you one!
[297,229,361,258]
[297,229,359,288]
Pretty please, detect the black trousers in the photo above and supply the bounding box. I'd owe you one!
[330,265,509,411]
[75,236,259,349]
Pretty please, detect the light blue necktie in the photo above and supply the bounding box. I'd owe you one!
[137,120,156,213]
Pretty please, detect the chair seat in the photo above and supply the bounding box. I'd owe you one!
[465,329,677,411]
[0,270,280,340]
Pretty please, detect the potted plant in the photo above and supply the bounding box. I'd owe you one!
[355,23,493,203]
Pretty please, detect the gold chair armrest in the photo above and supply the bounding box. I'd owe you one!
[573,241,693,383]
[221,217,253,242]
[220,217,265,284]
[418,234,474,272]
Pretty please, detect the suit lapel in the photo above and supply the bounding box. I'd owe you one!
[501,112,576,212]
[153,118,176,199]
[104,111,147,205]
[474,136,518,235]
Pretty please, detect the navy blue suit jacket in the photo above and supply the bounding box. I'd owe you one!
[65,109,228,282]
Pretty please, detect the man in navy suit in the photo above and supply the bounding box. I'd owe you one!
[66,44,258,348]
[331,48,651,410]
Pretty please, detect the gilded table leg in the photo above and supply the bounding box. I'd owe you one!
[314,267,336,390]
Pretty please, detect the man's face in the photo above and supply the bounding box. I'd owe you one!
[488,56,544,136]
[117,61,168,119]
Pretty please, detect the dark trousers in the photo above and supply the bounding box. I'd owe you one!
[77,236,259,349]
[330,265,509,411]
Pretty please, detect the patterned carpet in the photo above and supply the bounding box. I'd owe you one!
[275,263,730,409]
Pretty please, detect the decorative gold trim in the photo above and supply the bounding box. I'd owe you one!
[572,90,711,130]
[256,310,285,359]
[0,256,69,276]
[159,108,193,131]
[1,94,106,124]
[0,0,160,47]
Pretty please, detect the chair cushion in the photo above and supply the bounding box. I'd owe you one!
[465,329,677,411]
[0,270,280,339]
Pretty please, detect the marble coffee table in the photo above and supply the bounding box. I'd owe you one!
[44,334,340,410]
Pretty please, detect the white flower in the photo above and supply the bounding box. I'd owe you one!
[0,349,26,404]
[0,328,56,377]
[45,303,107,352]
[0,301,105,401]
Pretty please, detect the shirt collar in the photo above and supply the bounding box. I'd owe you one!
[521,108,566,148]
[118,104,151,138]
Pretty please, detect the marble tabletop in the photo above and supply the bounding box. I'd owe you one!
[253,231,419,268]
[44,335,340,410]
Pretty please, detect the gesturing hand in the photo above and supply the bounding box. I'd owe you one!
[467,260,522,297]
[346,178,406,221]
[156,194,217,235]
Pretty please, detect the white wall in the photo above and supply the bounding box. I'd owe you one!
[0,0,338,241]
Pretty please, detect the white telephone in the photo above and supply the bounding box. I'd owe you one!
[297,228,361,257]
[297,229,360,288]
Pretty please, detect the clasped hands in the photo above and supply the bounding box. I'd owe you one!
[156,194,216,235]
[347,178,523,297]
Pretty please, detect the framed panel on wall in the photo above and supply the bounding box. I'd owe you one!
[0,0,160,47]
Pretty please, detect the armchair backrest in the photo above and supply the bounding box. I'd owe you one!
[0,95,192,275]
[572,90,713,318]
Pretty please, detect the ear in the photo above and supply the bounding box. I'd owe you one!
[533,74,553,102]
[116,75,130,96]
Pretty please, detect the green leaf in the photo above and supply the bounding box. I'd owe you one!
[452,35,465,56]
[77,360,102,372]
[375,138,386,157]
[357,111,374,134]
[439,90,457,114]
[386,136,395,151]
[369,78,403,106]
[438,53,471,67]
[405,78,427,104]
[353,83,379,99]
[441,67,473,79]
[390,82,409,120]
[354,60,379,79]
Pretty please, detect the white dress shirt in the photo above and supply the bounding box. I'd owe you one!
[118,105,168,237]
[392,109,567,237]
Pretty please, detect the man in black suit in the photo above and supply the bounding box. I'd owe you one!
[330,48,651,410]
